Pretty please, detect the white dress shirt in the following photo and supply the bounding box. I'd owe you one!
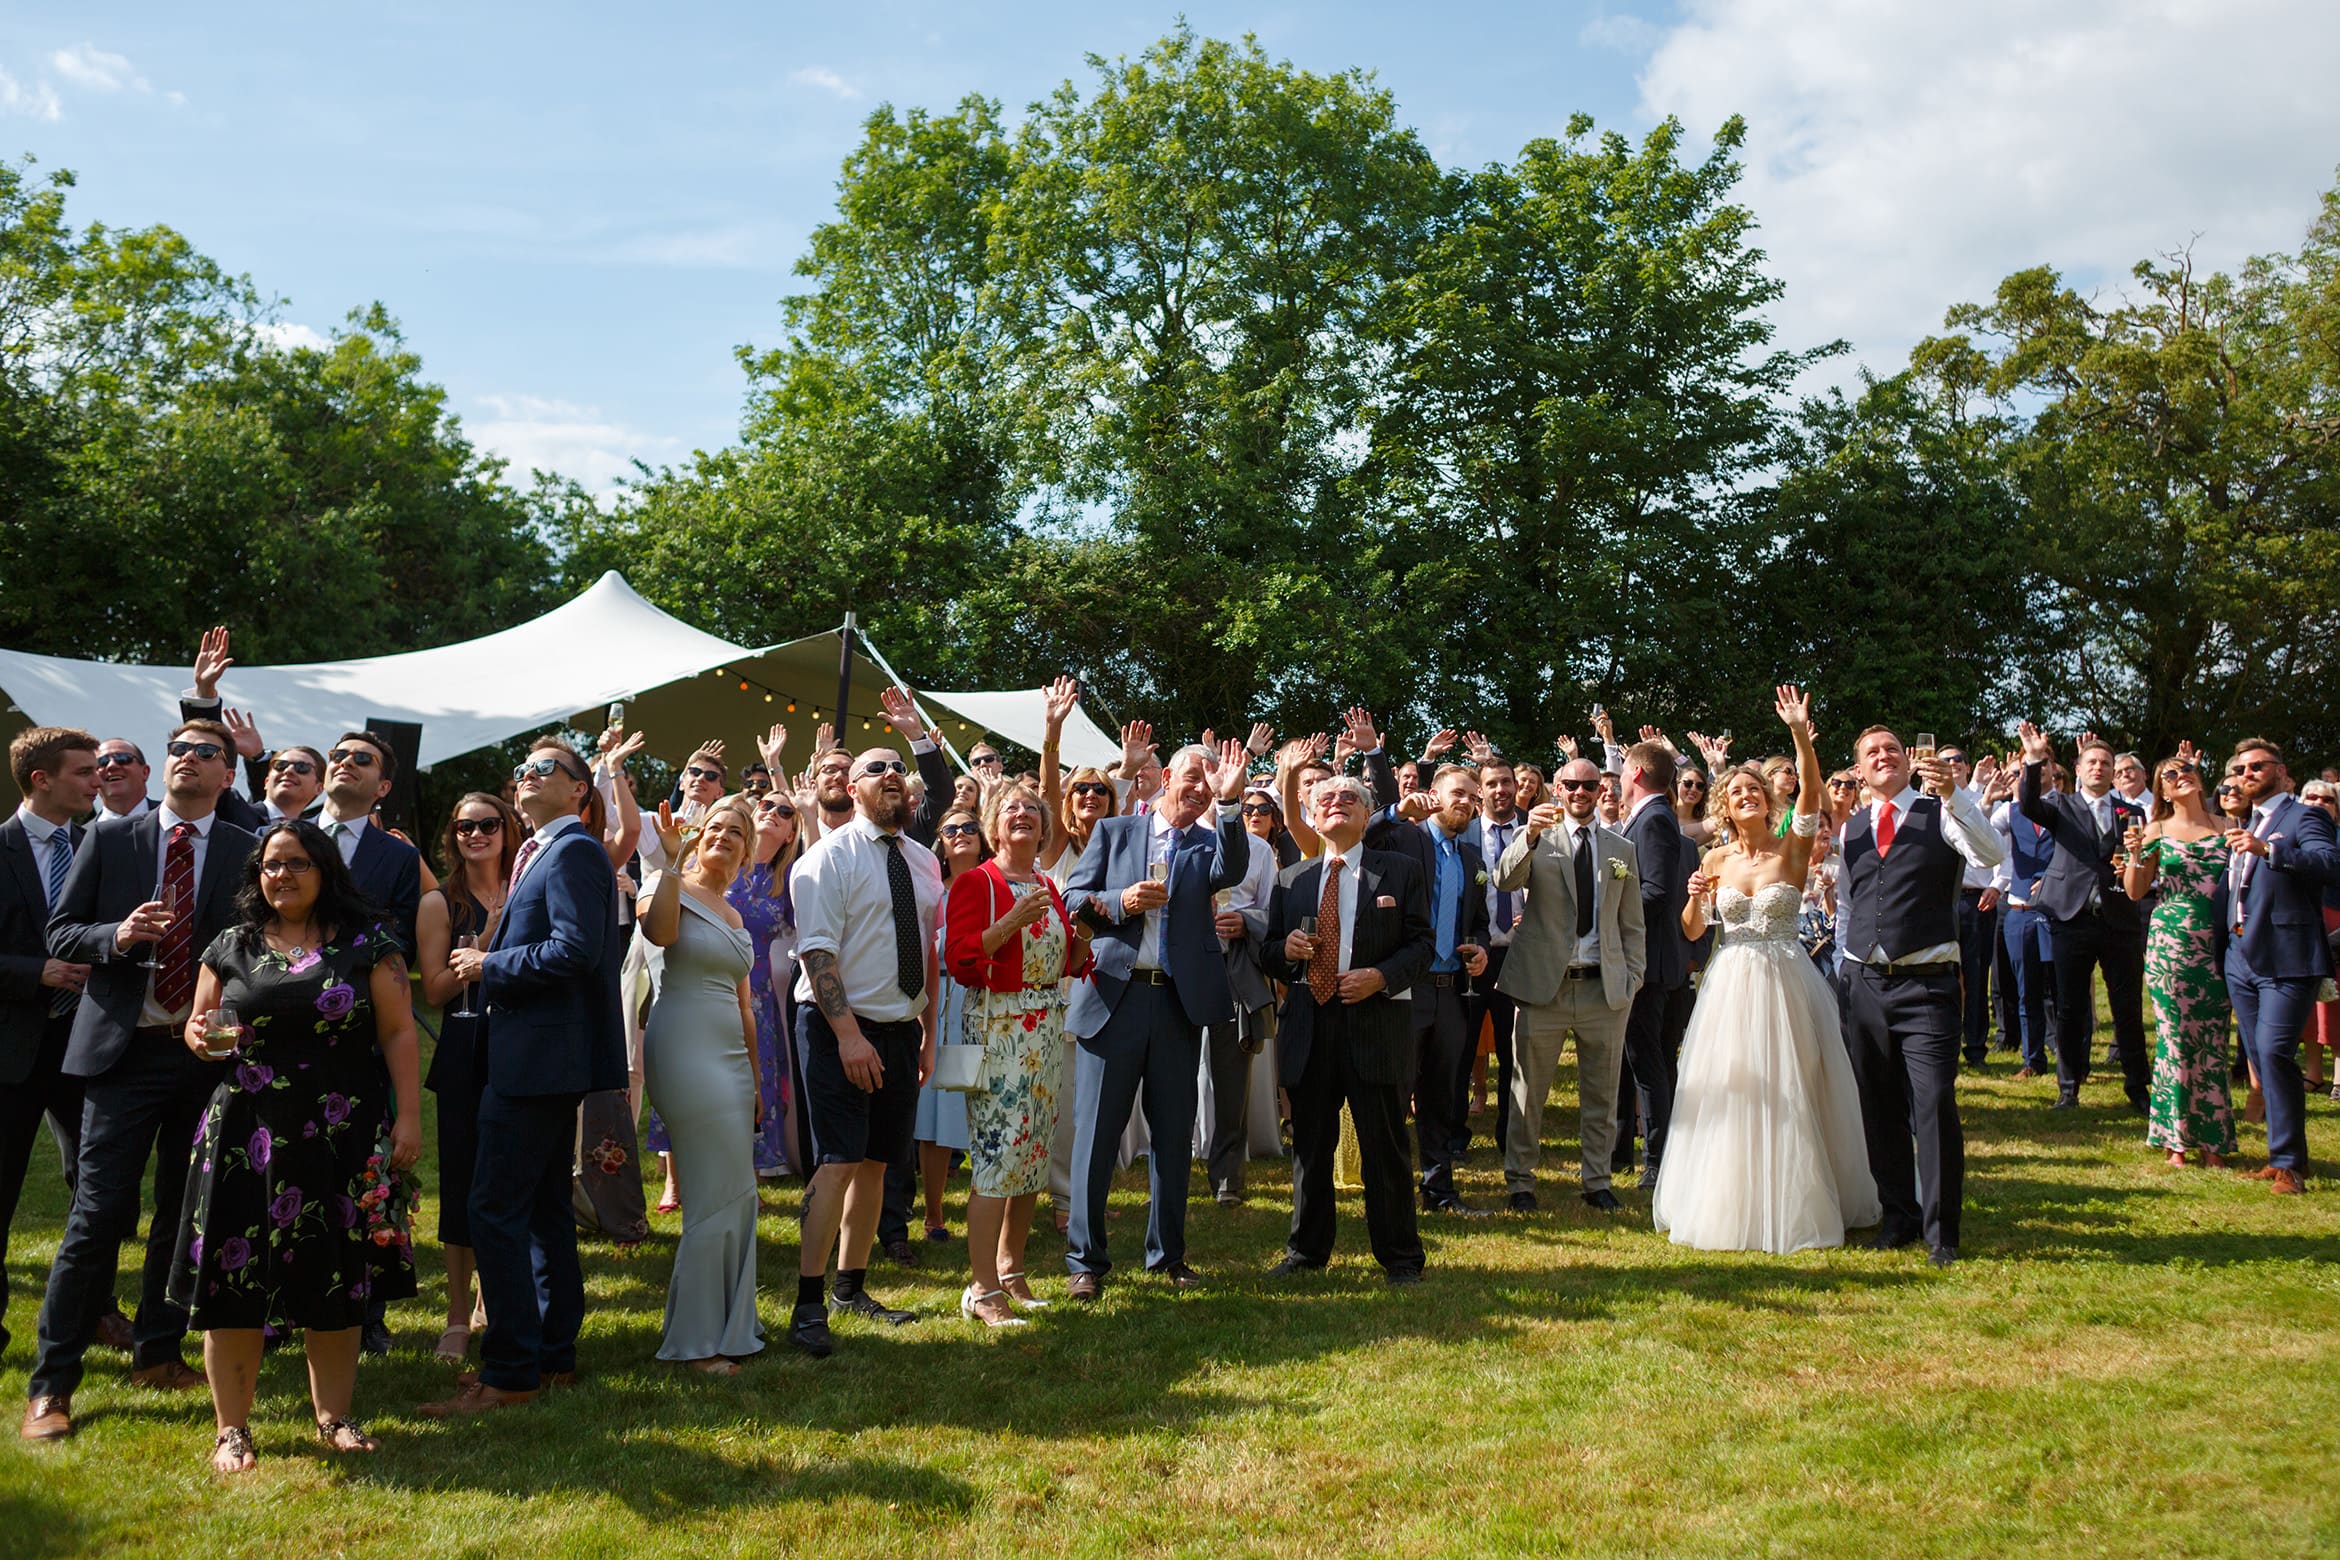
[1312,842,1363,975]
[1560,816,1605,969]
[790,814,944,1023]
[1954,783,1997,890]
[319,807,370,866]
[137,803,219,1029]
[1847,784,2005,968]
[1132,808,1184,971]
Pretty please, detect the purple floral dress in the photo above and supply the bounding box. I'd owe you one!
[170,921,418,1330]
[728,862,796,1176]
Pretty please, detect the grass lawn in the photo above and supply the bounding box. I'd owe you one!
[7,1052,2340,1559]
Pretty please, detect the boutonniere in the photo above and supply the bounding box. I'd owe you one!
[1608,859,1629,881]
[1473,868,1490,887]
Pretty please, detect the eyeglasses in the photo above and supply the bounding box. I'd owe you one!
[452,817,504,837]
[858,760,909,778]
[685,766,724,783]
[939,822,982,839]
[513,755,585,782]
[1070,781,1114,798]
[258,859,315,878]
[94,752,142,769]
[1557,779,1598,793]
[166,741,226,761]
[269,758,316,777]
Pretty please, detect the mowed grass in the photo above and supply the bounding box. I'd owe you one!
[8,1047,2340,1559]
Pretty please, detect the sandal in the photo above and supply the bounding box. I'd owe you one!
[960,1284,1028,1328]
[655,1189,680,1215]
[433,1325,472,1364]
[681,1357,741,1377]
[998,1270,1051,1309]
[212,1424,257,1473]
[315,1416,378,1453]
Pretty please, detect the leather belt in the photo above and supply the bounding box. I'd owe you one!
[1562,965,1602,982]
[1870,960,1957,976]
[1429,972,1460,988]
[1130,968,1173,986]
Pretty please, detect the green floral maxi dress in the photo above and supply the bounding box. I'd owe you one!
[2143,836,2237,1155]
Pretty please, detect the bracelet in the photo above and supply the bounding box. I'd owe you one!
[1790,811,1821,837]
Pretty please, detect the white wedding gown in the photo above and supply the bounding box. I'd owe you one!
[1653,883,1881,1253]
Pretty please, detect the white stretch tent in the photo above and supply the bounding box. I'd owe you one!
[0,571,1120,794]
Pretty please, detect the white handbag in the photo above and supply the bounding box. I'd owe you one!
[932,1041,987,1092]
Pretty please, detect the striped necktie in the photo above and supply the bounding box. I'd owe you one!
[45,830,76,1017]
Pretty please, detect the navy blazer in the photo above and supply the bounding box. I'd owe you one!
[1624,798,1691,991]
[0,814,83,1085]
[1261,846,1433,1089]
[1065,805,1251,1037]
[478,823,628,1098]
[345,823,423,958]
[2019,763,2146,929]
[46,810,255,1078]
[1365,816,1488,977]
[2229,792,2340,981]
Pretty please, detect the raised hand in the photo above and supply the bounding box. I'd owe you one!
[1119,719,1154,773]
[1341,706,1382,756]
[699,738,727,761]
[221,707,264,760]
[1462,730,1495,765]
[1245,721,1275,757]
[652,799,687,862]
[1396,791,1435,822]
[879,686,927,742]
[1554,734,1580,761]
[1688,731,1730,771]
[1972,752,2000,790]
[1774,684,1813,733]
[1524,801,1562,839]
[1043,676,1080,734]
[757,723,788,771]
[1204,738,1249,801]
[2175,739,2201,769]
[604,729,647,770]
[1419,728,1458,761]
[813,721,835,756]
[193,625,233,700]
[2016,720,2054,764]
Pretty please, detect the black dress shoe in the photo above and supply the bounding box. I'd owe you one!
[1066,1272,1102,1303]
[1215,1189,1243,1208]
[1267,1255,1321,1278]
[1928,1246,1958,1267]
[2127,1096,2149,1117]
[1507,1190,1538,1212]
[1580,1189,1623,1212]
[829,1291,919,1326]
[1149,1261,1206,1289]
[360,1320,392,1357]
[1421,1190,1489,1217]
[881,1238,919,1265]
[789,1303,834,1358]
[1869,1226,1920,1251]
[1385,1267,1425,1286]
[2047,1091,2079,1112]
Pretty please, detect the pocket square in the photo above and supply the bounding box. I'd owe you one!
[1375,894,1397,908]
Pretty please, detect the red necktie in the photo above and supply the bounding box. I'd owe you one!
[1875,801,1897,858]
[1308,858,1344,1005]
[507,836,540,895]
[154,824,198,1014]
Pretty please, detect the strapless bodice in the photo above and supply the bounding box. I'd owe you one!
[1715,882,1803,948]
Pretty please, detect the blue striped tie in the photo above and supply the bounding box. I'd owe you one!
[45,830,77,1017]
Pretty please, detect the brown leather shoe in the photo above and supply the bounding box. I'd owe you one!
[1066,1272,1102,1303]
[130,1359,207,1391]
[20,1395,73,1441]
[2012,1066,2040,1080]
[2244,1165,2283,1181]
[2272,1169,2306,1195]
[417,1381,539,1418]
[94,1310,135,1353]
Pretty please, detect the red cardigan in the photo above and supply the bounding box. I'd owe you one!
[944,860,1094,993]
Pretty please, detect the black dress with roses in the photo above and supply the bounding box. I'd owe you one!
[170,921,418,1330]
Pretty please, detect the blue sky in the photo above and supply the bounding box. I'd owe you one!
[5,2,2334,492]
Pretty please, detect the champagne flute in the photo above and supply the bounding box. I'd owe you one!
[451,933,480,1018]
[1148,859,1169,887]
[1298,913,1318,958]
[138,876,184,971]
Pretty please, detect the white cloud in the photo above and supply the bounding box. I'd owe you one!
[253,320,330,353]
[789,65,861,101]
[1630,0,2340,385]
[1580,11,1663,54]
[50,44,145,93]
[467,393,688,495]
[0,65,62,121]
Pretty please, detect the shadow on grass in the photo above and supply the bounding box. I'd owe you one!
[0,1487,87,1559]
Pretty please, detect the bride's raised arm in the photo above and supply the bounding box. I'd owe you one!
[1775,684,1824,875]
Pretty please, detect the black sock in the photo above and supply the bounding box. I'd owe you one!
[834,1266,867,1301]
[796,1273,824,1308]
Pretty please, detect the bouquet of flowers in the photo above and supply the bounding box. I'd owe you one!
[361,1125,420,1261]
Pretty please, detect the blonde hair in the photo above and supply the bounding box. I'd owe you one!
[1707,762,1781,847]
[984,779,1053,853]
[683,794,759,888]
[1059,765,1111,853]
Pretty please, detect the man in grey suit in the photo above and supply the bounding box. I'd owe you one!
[1496,757,1647,1211]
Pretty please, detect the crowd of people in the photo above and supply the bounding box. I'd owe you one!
[5,628,2336,1474]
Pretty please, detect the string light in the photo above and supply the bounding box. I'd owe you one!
[787,702,797,713]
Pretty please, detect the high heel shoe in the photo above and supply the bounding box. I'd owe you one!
[433,1325,472,1364]
[960,1284,1027,1328]
[998,1270,1050,1309]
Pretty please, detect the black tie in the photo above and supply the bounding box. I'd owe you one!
[1573,825,1595,940]
[880,834,924,1003]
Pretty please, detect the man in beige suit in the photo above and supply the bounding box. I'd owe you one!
[1495,757,1646,1211]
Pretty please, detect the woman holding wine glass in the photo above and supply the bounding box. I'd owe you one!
[413,792,520,1364]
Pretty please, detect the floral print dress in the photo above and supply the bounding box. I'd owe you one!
[728,861,797,1176]
[963,882,1068,1199]
[2142,834,2236,1155]
[171,921,417,1330]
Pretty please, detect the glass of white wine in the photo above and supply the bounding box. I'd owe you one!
[203,1003,241,1059]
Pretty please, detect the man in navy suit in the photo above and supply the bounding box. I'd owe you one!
[23,720,254,1441]
[1261,775,1434,1280]
[314,731,423,957]
[1617,739,1689,1194]
[2222,737,2340,1195]
[424,739,626,1415]
[1,729,100,1364]
[1061,738,1252,1298]
[2016,726,2149,1112]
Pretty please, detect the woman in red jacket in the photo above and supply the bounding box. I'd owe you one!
[944,781,1093,1327]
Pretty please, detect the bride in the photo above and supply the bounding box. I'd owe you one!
[1652,684,1880,1253]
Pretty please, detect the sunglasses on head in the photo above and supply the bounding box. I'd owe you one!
[166,740,225,761]
[452,817,504,837]
[858,759,909,778]
[685,765,724,783]
[1557,778,1598,793]
[513,754,585,782]
[327,747,379,767]
[95,752,142,769]
[269,757,316,776]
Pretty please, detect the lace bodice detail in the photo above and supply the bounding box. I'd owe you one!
[1715,883,1804,948]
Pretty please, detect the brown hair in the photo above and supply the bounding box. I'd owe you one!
[169,718,235,753]
[1706,761,1781,846]
[2231,736,2286,768]
[1623,740,1677,797]
[10,725,97,794]
[1853,725,1900,755]
[334,728,399,785]
[436,792,523,936]
[937,806,989,882]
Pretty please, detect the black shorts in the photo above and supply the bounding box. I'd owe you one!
[798,1004,921,1167]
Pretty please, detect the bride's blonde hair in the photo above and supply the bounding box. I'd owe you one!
[1706,762,1781,849]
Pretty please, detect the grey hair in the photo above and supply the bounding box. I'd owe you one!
[1312,774,1372,811]
[1165,744,1216,774]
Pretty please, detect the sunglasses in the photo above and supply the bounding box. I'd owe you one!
[95,752,143,769]
[327,747,379,767]
[269,757,317,777]
[166,740,226,761]
[685,766,724,783]
[939,822,983,839]
[2215,784,2241,796]
[1240,803,1277,816]
[513,755,586,782]
[1678,779,1705,789]
[858,760,909,778]
[2238,759,2278,773]
[757,800,796,818]
[1557,779,1598,793]
[970,754,1003,767]
[1070,781,1114,798]
[452,817,504,837]
[2157,767,2192,782]
[1827,778,1859,790]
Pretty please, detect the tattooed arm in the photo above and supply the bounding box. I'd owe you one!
[801,947,882,1092]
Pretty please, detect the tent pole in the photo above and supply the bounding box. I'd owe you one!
[834,611,856,740]
[855,631,972,778]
